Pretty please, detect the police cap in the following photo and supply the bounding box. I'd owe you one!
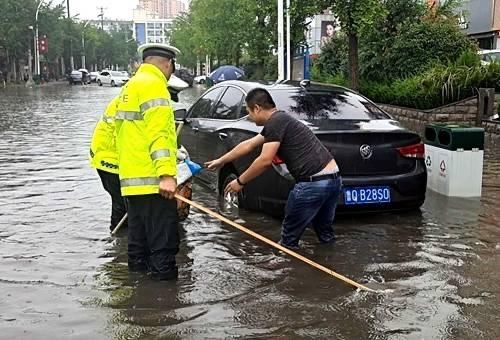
[137,43,181,61]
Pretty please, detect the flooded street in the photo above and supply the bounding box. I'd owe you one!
[0,84,499,339]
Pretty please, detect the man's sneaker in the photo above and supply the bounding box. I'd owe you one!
[277,239,300,251]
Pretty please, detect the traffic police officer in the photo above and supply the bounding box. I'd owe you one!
[115,43,180,280]
[89,96,127,231]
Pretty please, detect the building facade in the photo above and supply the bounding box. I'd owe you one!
[137,0,186,19]
[430,0,500,49]
[460,0,500,49]
[87,19,133,34]
[133,19,174,45]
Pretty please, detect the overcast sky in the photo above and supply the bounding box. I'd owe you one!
[71,0,191,20]
[71,0,138,20]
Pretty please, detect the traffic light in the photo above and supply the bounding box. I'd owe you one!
[39,35,48,54]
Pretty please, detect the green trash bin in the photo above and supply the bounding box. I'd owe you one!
[424,123,484,151]
[424,123,484,197]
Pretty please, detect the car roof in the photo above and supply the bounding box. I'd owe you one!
[210,80,353,94]
[478,49,500,54]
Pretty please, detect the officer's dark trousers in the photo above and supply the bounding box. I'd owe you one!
[97,169,127,231]
[126,194,179,280]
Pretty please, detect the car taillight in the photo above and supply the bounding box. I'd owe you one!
[272,155,284,165]
[398,143,425,159]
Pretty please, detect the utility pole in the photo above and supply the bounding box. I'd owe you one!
[97,7,106,30]
[27,25,35,86]
[67,0,74,70]
[81,21,90,69]
[34,0,44,78]
[277,0,284,80]
[286,0,291,80]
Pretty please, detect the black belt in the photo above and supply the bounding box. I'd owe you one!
[297,172,340,183]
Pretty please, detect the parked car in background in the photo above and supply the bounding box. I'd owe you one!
[478,49,500,65]
[96,70,129,87]
[178,80,427,217]
[89,71,99,83]
[194,75,207,84]
[175,69,194,87]
[68,70,85,85]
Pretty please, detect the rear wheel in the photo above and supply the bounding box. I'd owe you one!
[97,80,102,86]
[111,80,116,87]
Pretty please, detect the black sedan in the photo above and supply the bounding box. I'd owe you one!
[178,80,426,217]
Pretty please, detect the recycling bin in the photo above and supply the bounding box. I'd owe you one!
[424,123,484,197]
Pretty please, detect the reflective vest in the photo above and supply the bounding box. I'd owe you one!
[89,97,119,174]
[115,63,177,196]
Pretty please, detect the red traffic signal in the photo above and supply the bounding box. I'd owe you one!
[39,35,48,54]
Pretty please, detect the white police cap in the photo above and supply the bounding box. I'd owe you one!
[137,43,181,61]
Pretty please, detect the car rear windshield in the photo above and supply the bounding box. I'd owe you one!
[270,89,390,120]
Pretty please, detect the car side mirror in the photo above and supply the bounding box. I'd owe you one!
[174,108,187,121]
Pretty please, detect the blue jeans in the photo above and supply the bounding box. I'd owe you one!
[280,176,342,249]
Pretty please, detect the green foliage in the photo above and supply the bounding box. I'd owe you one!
[361,56,500,110]
[0,0,137,79]
[312,0,487,110]
[381,20,476,79]
[357,0,475,81]
[169,13,198,69]
[316,35,348,77]
[170,0,331,76]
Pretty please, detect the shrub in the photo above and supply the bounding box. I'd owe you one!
[315,35,349,77]
[314,51,500,110]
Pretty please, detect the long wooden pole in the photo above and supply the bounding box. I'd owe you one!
[175,194,375,292]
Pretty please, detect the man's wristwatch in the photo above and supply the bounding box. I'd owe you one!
[236,177,245,186]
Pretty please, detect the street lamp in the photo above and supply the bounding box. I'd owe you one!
[81,20,90,69]
[34,0,44,77]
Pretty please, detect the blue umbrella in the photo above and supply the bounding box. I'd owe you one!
[209,65,245,83]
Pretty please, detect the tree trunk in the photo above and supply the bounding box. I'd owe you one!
[348,32,360,91]
[11,56,17,82]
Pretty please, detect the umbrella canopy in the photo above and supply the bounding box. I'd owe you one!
[208,65,244,83]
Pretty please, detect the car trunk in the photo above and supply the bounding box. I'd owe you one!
[315,129,422,176]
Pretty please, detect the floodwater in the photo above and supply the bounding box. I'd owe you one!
[0,83,499,339]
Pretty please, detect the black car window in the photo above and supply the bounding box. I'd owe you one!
[101,71,109,76]
[189,87,225,119]
[270,89,390,120]
[213,87,244,120]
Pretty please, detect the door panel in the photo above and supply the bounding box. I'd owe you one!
[180,87,225,186]
[195,87,245,186]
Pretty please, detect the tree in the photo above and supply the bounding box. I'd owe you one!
[170,0,331,79]
[169,13,200,69]
[329,0,384,90]
[0,0,137,82]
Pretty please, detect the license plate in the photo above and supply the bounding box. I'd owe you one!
[344,186,391,205]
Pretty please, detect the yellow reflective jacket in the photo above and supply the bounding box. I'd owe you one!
[89,97,119,174]
[115,63,177,196]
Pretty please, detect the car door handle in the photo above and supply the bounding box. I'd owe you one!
[218,132,228,140]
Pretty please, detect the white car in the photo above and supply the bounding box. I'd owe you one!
[97,70,129,87]
[193,75,207,84]
[478,49,500,66]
